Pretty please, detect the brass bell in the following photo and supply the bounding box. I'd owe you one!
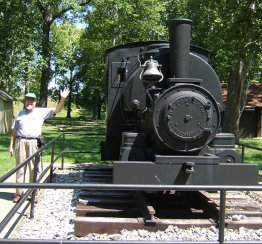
[140,57,163,84]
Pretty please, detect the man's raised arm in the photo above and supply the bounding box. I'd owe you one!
[54,88,70,114]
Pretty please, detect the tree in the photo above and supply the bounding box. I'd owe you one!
[0,0,91,103]
[218,1,261,140]
[0,1,40,96]
[78,0,167,119]
[35,0,91,107]
[52,22,82,118]
[165,0,261,140]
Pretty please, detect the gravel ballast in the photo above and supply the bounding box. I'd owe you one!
[13,169,262,241]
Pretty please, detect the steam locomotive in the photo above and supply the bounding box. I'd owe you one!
[101,18,258,185]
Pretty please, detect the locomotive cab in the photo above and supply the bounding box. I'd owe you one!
[102,18,259,186]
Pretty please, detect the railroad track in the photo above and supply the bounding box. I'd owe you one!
[74,165,262,237]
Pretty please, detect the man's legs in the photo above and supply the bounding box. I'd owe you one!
[14,139,39,203]
[27,139,39,201]
[14,139,27,202]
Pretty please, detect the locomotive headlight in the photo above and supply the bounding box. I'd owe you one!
[140,56,163,84]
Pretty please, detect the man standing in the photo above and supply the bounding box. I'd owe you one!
[9,88,70,203]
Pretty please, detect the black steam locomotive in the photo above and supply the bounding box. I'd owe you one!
[101,18,258,185]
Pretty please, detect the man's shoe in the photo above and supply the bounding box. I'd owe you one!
[13,195,21,203]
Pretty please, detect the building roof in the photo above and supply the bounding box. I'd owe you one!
[0,90,13,101]
[221,83,262,107]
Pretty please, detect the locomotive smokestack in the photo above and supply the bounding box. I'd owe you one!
[168,18,192,78]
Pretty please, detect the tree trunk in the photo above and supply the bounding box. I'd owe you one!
[24,65,30,93]
[92,95,98,120]
[92,105,98,120]
[39,7,52,107]
[97,96,103,120]
[36,2,91,107]
[67,72,73,118]
[66,91,72,118]
[222,59,250,141]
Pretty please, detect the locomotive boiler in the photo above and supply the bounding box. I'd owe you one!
[101,18,258,185]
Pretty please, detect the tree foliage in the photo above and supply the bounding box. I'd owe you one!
[0,1,40,96]
[51,22,83,117]
[0,0,261,133]
[0,0,91,102]
[34,0,91,107]
[165,0,261,139]
[77,0,167,119]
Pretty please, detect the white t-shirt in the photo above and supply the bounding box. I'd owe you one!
[12,108,55,138]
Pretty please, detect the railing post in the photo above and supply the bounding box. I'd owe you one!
[241,145,245,163]
[62,133,65,169]
[218,190,226,244]
[50,141,55,183]
[30,154,40,219]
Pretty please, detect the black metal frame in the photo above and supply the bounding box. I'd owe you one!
[0,133,261,244]
[1,182,262,244]
[0,133,104,233]
[238,143,262,165]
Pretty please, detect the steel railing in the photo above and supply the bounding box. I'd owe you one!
[237,143,262,166]
[0,183,262,244]
[0,132,104,232]
[0,132,261,244]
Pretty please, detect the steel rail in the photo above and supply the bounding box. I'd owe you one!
[1,183,261,191]
[0,132,261,244]
[237,143,262,151]
[0,239,261,244]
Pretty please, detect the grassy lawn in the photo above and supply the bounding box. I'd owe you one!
[41,116,106,165]
[0,104,107,176]
[239,138,262,168]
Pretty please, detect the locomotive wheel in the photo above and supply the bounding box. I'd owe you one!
[216,150,241,164]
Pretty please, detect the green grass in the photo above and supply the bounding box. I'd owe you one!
[0,135,16,176]
[2,126,261,176]
[41,117,106,164]
[0,105,107,176]
[1,98,261,176]
[41,104,107,164]
[239,138,262,169]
